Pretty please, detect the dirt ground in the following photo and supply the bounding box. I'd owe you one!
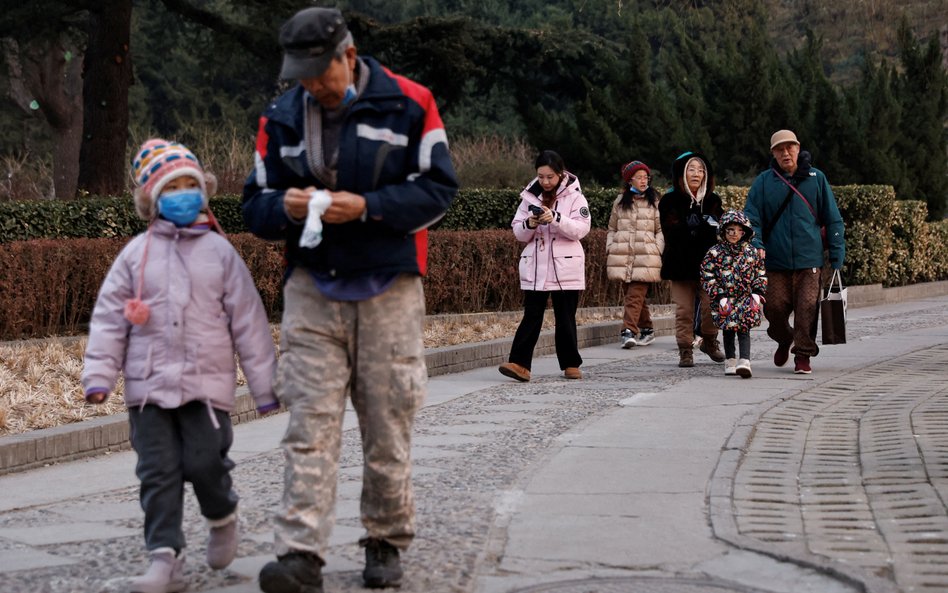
[0,310,621,437]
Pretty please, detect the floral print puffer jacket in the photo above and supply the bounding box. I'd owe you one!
[700,210,767,331]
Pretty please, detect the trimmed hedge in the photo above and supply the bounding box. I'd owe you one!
[0,229,626,340]
[1,184,945,292]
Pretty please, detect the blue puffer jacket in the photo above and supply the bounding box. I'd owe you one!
[242,57,459,278]
[744,155,845,271]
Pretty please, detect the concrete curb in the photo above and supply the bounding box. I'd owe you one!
[2,280,946,476]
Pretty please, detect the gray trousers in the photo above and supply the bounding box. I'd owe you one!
[129,401,237,552]
[273,270,426,559]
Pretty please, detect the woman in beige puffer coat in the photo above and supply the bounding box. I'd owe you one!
[606,160,664,348]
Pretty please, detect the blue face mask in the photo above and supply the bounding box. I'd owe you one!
[341,83,357,107]
[157,189,204,227]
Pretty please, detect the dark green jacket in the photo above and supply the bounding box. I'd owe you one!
[744,158,845,271]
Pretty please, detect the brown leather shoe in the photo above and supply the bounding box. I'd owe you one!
[699,337,726,362]
[498,362,531,382]
[564,367,582,379]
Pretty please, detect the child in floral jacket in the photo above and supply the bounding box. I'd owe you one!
[700,210,767,378]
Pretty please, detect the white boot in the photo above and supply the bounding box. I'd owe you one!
[736,358,752,378]
[206,512,239,570]
[129,548,186,593]
[724,358,737,375]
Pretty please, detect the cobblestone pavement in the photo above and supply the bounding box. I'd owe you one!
[0,297,946,593]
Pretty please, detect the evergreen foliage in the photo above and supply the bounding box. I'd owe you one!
[0,0,945,217]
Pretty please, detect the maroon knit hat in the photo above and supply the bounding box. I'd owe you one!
[621,160,650,184]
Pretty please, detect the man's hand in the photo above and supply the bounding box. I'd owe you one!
[284,187,316,221]
[284,188,367,224]
[757,248,766,260]
[323,191,367,223]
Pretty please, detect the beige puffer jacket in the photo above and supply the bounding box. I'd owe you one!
[605,192,665,283]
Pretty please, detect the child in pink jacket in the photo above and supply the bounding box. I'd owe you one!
[82,139,277,593]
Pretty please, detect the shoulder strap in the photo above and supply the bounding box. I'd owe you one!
[762,188,795,241]
[773,169,818,222]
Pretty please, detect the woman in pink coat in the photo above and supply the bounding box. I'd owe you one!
[498,150,591,382]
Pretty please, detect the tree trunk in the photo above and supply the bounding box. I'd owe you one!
[2,37,84,200]
[77,0,133,197]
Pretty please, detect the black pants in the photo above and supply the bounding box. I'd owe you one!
[723,329,751,359]
[508,290,582,371]
[129,401,237,552]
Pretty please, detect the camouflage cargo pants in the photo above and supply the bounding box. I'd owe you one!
[273,269,426,559]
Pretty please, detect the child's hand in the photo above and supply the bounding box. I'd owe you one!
[718,298,732,316]
[256,402,280,417]
[751,294,764,312]
[85,389,109,404]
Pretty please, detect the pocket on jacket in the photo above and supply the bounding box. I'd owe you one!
[125,343,153,380]
[196,335,237,375]
[553,254,585,285]
[519,255,536,285]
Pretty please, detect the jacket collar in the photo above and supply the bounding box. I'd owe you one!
[150,217,211,238]
[266,56,402,130]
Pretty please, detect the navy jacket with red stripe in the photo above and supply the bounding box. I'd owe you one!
[242,56,458,278]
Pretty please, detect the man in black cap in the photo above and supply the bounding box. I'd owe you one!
[242,7,458,593]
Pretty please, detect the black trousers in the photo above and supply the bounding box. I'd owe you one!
[129,401,237,552]
[723,329,751,359]
[508,290,582,371]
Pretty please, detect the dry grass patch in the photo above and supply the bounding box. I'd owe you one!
[0,310,620,437]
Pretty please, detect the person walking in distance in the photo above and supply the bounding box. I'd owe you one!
[242,7,458,592]
[498,150,591,382]
[606,160,663,349]
[743,130,845,374]
[658,151,726,368]
[700,210,768,378]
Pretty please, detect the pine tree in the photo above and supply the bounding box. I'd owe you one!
[892,21,948,219]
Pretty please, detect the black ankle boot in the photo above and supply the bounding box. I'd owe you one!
[259,551,324,593]
[363,538,403,588]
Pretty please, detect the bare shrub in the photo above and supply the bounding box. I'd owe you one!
[0,153,52,201]
[173,122,255,195]
[451,135,536,189]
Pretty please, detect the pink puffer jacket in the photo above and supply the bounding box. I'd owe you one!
[82,219,277,412]
[511,172,591,291]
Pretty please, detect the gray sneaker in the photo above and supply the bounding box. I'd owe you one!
[620,328,636,349]
[636,329,655,346]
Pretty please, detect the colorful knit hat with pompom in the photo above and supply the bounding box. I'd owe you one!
[131,139,209,219]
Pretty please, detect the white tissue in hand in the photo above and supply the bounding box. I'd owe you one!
[299,190,332,248]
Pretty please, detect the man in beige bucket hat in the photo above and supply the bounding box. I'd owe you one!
[743,129,846,375]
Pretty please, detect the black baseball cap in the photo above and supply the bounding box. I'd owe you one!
[279,8,349,79]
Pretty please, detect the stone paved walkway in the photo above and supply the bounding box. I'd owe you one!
[0,291,946,593]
